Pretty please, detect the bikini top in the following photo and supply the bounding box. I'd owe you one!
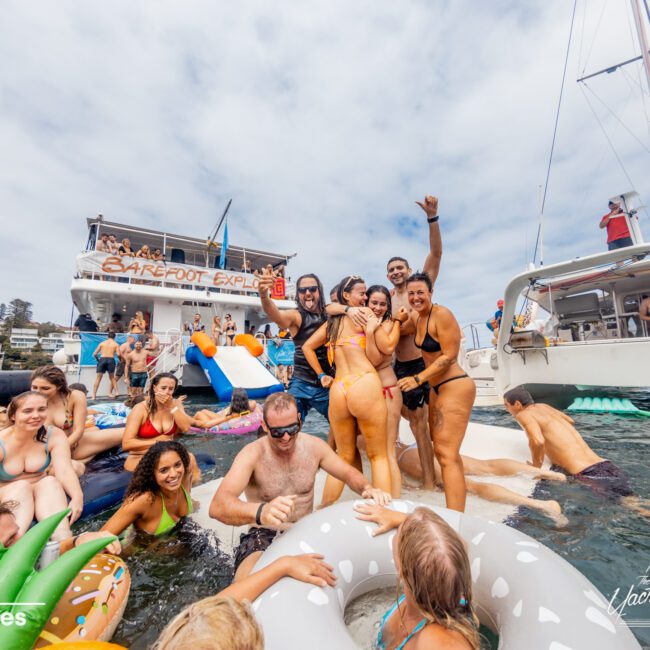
[415,307,442,353]
[0,426,53,482]
[327,333,366,366]
[154,485,193,536]
[376,594,427,650]
[138,417,179,439]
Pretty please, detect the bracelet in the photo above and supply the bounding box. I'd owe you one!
[344,306,350,314]
[317,372,326,380]
[170,406,179,414]
[255,502,266,526]
[427,215,439,223]
[414,374,422,385]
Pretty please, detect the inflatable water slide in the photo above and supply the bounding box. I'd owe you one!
[185,333,284,401]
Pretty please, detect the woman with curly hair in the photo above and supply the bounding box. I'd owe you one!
[355,503,480,649]
[302,275,392,505]
[99,440,194,537]
[122,372,194,472]
[31,365,122,473]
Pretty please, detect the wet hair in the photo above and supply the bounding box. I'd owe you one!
[6,392,49,442]
[398,508,480,649]
[262,392,298,421]
[108,331,116,339]
[406,272,433,292]
[124,440,190,502]
[295,274,326,314]
[229,388,251,415]
[124,394,146,409]
[152,595,263,650]
[387,256,410,270]
[69,383,88,395]
[111,313,122,321]
[31,365,70,398]
[366,285,393,322]
[0,500,17,518]
[146,373,179,418]
[503,387,534,407]
[326,276,366,353]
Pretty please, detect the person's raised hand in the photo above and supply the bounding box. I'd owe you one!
[347,307,370,329]
[361,487,392,507]
[416,195,438,219]
[261,495,297,527]
[258,269,275,297]
[155,391,172,406]
[320,375,334,389]
[396,307,409,324]
[283,554,336,588]
[354,503,405,536]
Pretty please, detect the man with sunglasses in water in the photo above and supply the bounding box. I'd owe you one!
[210,393,391,581]
[258,270,333,422]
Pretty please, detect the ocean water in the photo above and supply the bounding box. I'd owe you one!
[77,392,650,648]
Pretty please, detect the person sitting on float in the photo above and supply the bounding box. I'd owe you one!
[31,366,123,474]
[191,388,257,430]
[355,503,480,649]
[0,391,84,542]
[0,499,120,553]
[98,440,196,539]
[153,551,335,650]
[122,372,197,474]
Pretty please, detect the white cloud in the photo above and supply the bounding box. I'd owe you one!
[0,0,648,329]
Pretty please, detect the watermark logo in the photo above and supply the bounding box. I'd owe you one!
[0,603,45,627]
[608,566,650,628]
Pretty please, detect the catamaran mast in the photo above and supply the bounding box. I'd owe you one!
[630,0,650,94]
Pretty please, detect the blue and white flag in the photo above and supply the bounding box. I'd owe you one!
[219,220,229,269]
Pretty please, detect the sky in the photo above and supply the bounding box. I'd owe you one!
[1,0,649,337]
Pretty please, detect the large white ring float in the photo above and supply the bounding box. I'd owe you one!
[253,500,640,650]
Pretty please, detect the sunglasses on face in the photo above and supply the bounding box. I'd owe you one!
[297,286,319,295]
[265,419,301,438]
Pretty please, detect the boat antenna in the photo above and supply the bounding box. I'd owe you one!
[532,0,578,267]
[630,0,650,95]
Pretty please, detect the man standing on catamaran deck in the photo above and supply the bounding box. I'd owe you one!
[600,199,633,250]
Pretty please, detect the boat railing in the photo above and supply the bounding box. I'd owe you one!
[461,322,494,351]
[147,329,183,377]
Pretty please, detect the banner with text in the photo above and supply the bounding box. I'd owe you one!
[76,251,260,293]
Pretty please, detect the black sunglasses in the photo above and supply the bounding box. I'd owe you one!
[297,285,319,295]
[265,419,301,438]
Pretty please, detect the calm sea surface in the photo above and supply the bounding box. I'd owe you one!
[77,391,650,648]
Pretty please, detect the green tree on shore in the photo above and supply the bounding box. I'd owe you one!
[6,299,33,329]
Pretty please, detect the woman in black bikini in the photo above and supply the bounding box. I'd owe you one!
[223,314,237,346]
[397,272,475,512]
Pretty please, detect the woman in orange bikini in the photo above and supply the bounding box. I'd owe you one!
[303,276,391,505]
[122,372,196,473]
[31,366,123,474]
[365,285,410,497]
[397,273,475,512]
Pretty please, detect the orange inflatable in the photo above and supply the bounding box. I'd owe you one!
[190,331,217,358]
[43,643,126,650]
[35,554,130,647]
[234,333,264,357]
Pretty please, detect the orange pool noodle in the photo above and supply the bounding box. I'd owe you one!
[191,331,217,358]
[234,333,264,357]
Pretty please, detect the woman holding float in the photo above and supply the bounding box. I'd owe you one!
[397,273,475,512]
[0,391,83,541]
[31,366,123,473]
[122,372,197,476]
[100,440,195,538]
[303,276,392,505]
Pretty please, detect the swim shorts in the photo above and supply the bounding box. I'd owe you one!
[96,357,116,375]
[393,358,429,410]
[130,372,148,388]
[115,361,125,378]
[575,460,634,498]
[234,527,278,572]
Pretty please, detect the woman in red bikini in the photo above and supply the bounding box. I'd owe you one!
[397,273,475,512]
[122,373,193,472]
[303,276,392,505]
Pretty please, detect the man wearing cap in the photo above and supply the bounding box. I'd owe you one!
[487,299,504,333]
[600,200,634,250]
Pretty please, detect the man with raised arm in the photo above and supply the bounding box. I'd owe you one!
[209,393,391,580]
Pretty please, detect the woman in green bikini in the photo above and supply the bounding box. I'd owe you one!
[100,440,194,538]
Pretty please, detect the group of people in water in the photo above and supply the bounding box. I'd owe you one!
[0,195,643,649]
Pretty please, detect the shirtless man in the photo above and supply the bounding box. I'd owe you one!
[503,388,637,503]
[639,294,650,336]
[92,332,119,400]
[144,330,161,376]
[125,340,149,396]
[117,335,134,396]
[209,392,391,580]
[96,233,110,253]
[387,195,442,488]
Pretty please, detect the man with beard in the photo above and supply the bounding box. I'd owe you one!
[387,195,442,489]
[258,271,334,423]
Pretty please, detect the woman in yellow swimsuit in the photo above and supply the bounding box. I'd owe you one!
[397,273,476,512]
[303,276,391,505]
[31,366,123,474]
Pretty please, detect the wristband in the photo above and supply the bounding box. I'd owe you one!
[427,215,439,223]
[170,406,179,414]
[256,502,266,526]
[344,306,350,314]
[317,372,327,381]
[414,374,422,385]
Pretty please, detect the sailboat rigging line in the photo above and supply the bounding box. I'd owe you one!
[532,0,579,267]
[645,0,650,24]
[581,0,610,76]
[206,198,232,249]
[581,82,650,153]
